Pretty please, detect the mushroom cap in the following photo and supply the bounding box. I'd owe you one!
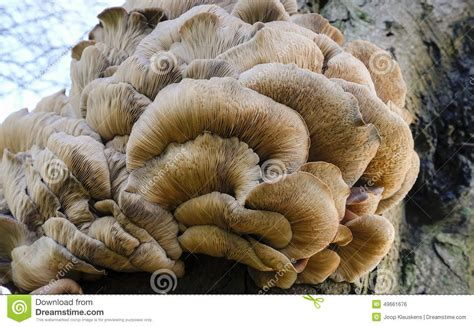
[0,109,100,156]
[332,215,395,282]
[32,148,95,227]
[296,249,340,284]
[231,0,289,24]
[344,40,407,108]
[245,172,340,259]
[377,150,420,214]
[334,79,414,199]
[175,192,292,249]
[217,27,324,74]
[300,162,351,219]
[119,190,182,260]
[347,186,384,217]
[178,225,274,271]
[89,7,161,58]
[0,215,33,261]
[1,150,41,229]
[240,63,380,186]
[84,81,151,141]
[95,199,184,275]
[47,132,111,200]
[42,218,137,272]
[247,238,297,289]
[127,133,261,210]
[23,159,64,222]
[290,13,344,45]
[332,224,353,246]
[126,77,310,172]
[33,89,75,117]
[11,237,104,292]
[87,216,140,257]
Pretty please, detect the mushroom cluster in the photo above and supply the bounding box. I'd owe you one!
[0,0,419,293]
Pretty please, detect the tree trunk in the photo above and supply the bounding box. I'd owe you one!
[81,0,473,295]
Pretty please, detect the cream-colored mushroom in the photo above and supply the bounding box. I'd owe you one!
[174,192,292,249]
[245,172,339,260]
[126,78,310,172]
[345,40,407,108]
[11,237,104,292]
[332,215,395,282]
[241,63,380,186]
[47,132,111,199]
[127,133,261,210]
[296,249,340,284]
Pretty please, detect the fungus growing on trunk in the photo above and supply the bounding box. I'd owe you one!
[0,0,418,293]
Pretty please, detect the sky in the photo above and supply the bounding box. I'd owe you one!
[0,0,122,122]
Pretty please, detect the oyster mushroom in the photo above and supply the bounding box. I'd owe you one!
[331,215,395,282]
[0,0,418,293]
[126,78,310,171]
[245,172,340,260]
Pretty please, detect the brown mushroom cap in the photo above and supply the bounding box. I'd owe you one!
[89,7,161,59]
[84,81,151,141]
[179,225,274,271]
[300,162,351,219]
[47,132,111,200]
[231,0,289,24]
[32,148,95,227]
[0,109,100,156]
[296,249,340,284]
[0,215,33,261]
[33,89,75,117]
[334,79,414,199]
[345,40,407,108]
[217,27,324,74]
[245,172,339,259]
[332,215,395,282]
[324,51,376,93]
[23,159,64,222]
[95,199,184,276]
[87,217,140,257]
[247,238,297,289]
[184,59,239,80]
[175,192,292,249]
[240,63,380,186]
[42,218,137,272]
[290,13,344,45]
[332,224,353,246]
[70,43,116,115]
[11,236,104,292]
[1,151,41,229]
[377,150,420,214]
[127,133,261,210]
[347,186,384,217]
[119,189,182,260]
[126,77,310,172]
